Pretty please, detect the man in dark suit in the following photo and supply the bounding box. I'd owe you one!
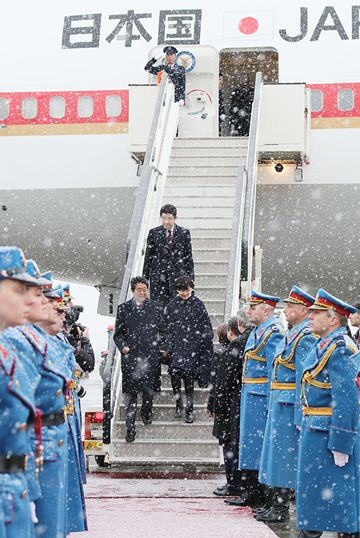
[113,276,165,442]
[143,204,194,308]
[144,45,186,103]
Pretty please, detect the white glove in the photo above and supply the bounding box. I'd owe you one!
[155,54,164,62]
[332,451,349,467]
[296,425,302,431]
[30,501,38,524]
[178,99,185,107]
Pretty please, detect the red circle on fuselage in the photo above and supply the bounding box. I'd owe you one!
[238,17,259,35]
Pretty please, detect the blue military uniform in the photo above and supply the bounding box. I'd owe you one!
[296,289,360,535]
[5,320,70,538]
[259,287,317,489]
[60,336,88,534]
[0,247,40,538]
[239,292,285,471]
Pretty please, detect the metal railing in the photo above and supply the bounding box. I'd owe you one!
[224,72,263,318]
[102,75,179,445]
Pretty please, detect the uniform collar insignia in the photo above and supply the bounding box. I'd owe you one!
[0,339,15,376]
[19,324,47,355]
[317,327,346,352]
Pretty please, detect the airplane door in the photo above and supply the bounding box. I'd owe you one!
[148,45,219,137]
[219,48,278,136]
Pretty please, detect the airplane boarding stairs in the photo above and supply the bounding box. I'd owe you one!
[110,137,248,468]
[104,73,261,470]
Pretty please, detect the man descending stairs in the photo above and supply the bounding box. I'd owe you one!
[112,137,248,469]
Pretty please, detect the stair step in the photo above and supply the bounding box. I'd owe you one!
[171,147,247,157]
[196,274,228,287]
[192,237,231,249]
[196,286,226,301]
[119,403,210,421]
[180,218,233,229]
[190,229,232,239]
[169,157,244,167]
[162,197,234,208]
[115,421,214,440]
[168,167,238,177]
[176,207,234,219]
[110,456,221,466]
[164,186,236,197]
[172,137,247,148]
[194,248,230,261]
[112,438,219,460]
[194,261,229,273]
[166,177,238,186]
[152,388,210,405]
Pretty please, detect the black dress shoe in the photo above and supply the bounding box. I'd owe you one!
[297,531,322,538]
[214,483,228,493]
[125,429,136,443]
[213,484,242,497]
[255,506,290,523]
[142,417,152,425]
[174,401,183,418]
[185,412,194,424]
[224,496,250,507]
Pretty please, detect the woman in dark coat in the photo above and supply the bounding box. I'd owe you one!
[113,277,165,441]
[207,323,230,416]
[209,315,252,496]
[164,276,213,423]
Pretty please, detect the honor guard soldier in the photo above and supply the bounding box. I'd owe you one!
[257,286,317,523]
[144,45,186,103]
[296,289,360,538]
[0,247,40,538]
[227,291,285,509]
[5,266,70,538]
[48,287,88,534]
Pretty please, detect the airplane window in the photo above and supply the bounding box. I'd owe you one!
[78,96,93,118]
[310,90,323,113]
[49,96,66,119]
[21,97,38,119]
[106,95,122,117]
[0,98,9,120]
[337,88,354,111]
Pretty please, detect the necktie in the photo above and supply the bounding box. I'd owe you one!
[167,230,173,249]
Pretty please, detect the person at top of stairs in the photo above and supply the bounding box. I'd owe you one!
[143,204,194,309]
[163,276,213,424]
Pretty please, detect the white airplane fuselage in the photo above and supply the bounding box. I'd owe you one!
[0,1,359,301]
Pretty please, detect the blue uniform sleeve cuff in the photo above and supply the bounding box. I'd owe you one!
[327,426,358,455]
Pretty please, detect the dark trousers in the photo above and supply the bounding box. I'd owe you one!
[241,469,266,505]
[222,441,245,486]
[124,391,153,432]
[170,370,194,413]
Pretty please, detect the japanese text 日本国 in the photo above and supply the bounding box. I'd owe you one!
[62,10,202,49]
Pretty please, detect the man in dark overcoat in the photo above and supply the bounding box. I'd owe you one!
[164,276,213,423]
[113,276,165,442]
[143,204,194,308]
[144,45,186,103]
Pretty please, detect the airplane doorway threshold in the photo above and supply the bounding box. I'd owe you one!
[219,47,279,136]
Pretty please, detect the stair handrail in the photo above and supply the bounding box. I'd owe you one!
[242,72,263,299]
[101,75,179,445]
[224,72,263,319]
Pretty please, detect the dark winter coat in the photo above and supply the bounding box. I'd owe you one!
[144,58,186,102]
[113,298,165,394]
[229,86,254,136]
[143,224,194,306]
[164,293,213,387]
[210,329,252,444]
[207,344,228,416]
